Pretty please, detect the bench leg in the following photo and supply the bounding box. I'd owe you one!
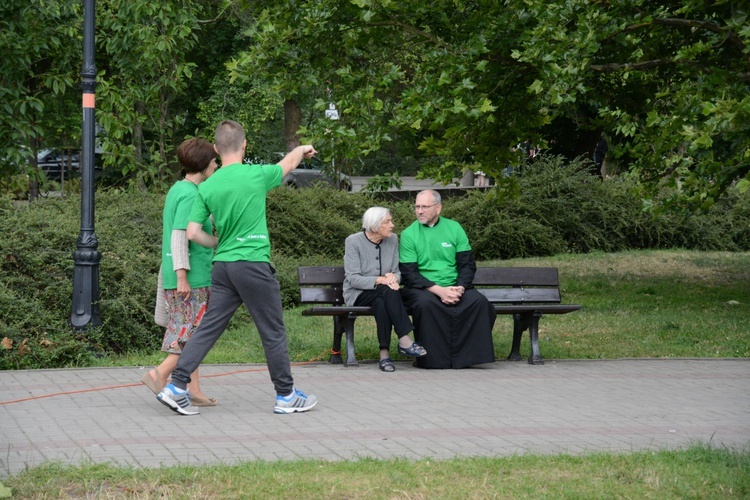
[342,315,359,367]
[508,312,545,365]
[329,317,344,364]
[507,313,526,361]
[527,311,544,365]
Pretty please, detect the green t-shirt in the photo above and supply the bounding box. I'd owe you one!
[161,180,214,289]
[188,162,282,263]
[399,217,472,287]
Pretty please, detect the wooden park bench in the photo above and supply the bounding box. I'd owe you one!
[297,266,581,366]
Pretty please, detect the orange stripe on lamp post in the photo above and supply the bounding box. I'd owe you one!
[82,93,95,108]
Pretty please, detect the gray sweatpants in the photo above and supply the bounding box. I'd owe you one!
[170,261,295,396]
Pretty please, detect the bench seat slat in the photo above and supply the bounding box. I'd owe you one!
[493,304,581,314]
[301,306,373,316]
[479,288,561,303]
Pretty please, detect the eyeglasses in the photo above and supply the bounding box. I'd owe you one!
[414,203,438,211]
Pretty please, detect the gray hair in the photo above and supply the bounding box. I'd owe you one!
[419,189,441,205]
[362,207,391,232]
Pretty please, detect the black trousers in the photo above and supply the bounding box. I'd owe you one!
[354,285,414,351]
[401,287,496,369]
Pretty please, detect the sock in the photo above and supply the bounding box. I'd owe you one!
[170,383,187,393]
[281,389,295,399]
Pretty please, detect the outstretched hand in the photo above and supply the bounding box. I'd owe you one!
[301,145,318,159]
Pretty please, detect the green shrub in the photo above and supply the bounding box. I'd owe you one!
[266,186,361,259]
[444,192,566,258]
[0,191,164,369]
[447,156,749,258]
[1,161,748,369]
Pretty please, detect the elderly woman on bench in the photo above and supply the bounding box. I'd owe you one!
[343,207,427,372]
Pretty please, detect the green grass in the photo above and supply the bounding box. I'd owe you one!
[4,444,748,498]
[96,249,750,368]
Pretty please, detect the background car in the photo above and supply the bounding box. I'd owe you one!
[282,156,352,191]
[35,148,103,183]
[36,148,80,182]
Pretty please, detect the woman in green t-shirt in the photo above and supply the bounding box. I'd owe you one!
[140,138,218,406]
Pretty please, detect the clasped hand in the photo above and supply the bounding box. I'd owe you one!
[379,272,399,290]
[434,285,464,305]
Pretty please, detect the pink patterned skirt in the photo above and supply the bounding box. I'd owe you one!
[161,287,211,354]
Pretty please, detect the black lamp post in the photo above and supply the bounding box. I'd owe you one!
[70,0,101,330]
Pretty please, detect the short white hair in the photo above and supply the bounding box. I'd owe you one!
[362,207,391,232]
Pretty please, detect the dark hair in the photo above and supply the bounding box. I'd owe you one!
[177,138,217,174]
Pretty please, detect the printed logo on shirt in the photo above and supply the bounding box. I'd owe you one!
[236,234,268,242]
[441,242,453,248]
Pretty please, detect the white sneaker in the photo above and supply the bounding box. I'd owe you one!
[157,383,199,416]
[273,388,318,414]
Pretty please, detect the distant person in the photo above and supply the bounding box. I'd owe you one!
[156,119,319,416]
[399,190,496,369]
[343,207,427,372]
[593,136,607,179]
[142,138,218,407]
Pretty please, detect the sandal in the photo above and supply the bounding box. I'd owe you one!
[379,358,396,372]
[140,367,166,395]
[397,342,427,358]
[190,395,218,407]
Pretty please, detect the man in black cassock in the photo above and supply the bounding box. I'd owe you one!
[399,190,496,369]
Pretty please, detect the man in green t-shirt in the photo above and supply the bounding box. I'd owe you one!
[399,190,496,369]
[157,120,319,416]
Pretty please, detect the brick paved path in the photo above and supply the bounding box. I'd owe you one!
[2,359,748,479]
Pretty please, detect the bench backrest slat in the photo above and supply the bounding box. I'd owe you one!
[298,266,346,285]
[299,266,560,286]
[479,288,561,303]
[298,266,563,305]
[300,287,345,305]
[473,267,559,286]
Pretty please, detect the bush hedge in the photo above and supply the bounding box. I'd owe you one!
[1,157,748,368]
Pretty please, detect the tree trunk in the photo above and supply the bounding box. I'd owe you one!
[284,99,302,152]
[159,93,169,184]
[134,101,147,191]
[28,135,40,201]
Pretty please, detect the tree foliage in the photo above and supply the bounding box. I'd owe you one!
[512,0,750,210]
[230,0,749,208]
[231,0,526,181]
[0,0,80,196]
[95,0,205,189]
[0,0,747,207]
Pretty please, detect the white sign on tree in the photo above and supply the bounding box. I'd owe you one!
[325,103,339,120]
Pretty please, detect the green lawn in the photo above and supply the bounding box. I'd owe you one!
[5,445,748,498]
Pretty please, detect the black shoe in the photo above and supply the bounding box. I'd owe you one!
[379,358,396,372]
[398,342,427,357]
